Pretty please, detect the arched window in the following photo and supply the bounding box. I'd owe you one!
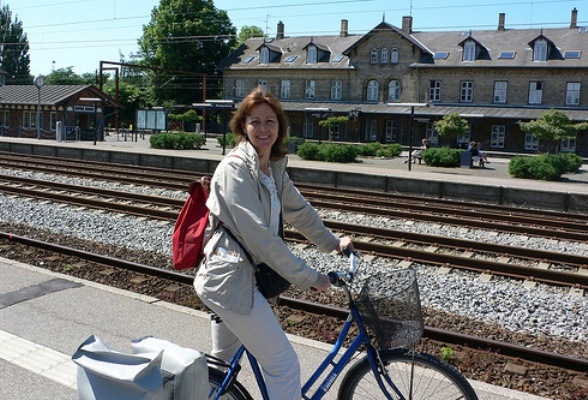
[390,48,399,64]
[388,80,401,101]
[381,48,388,63]
[260,47,269,64]
[307,46,317,64]
[370,48,378,64]
[366,80,379,101]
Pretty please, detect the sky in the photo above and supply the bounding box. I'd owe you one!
[8,0,587,78]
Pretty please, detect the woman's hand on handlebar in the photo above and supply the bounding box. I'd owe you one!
[338,237,354,254]
[312,273,331,292]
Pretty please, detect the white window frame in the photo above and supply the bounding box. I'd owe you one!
[307,46,317,64]
[491,125,505,148]
[235,79,245,98]
[528,81,543,104]
[388,80,401,101]
[493,81,507,103]
[365,119,378,141]
[260,47,269,64]
[560,136,577,153]
[425,122,439,145]
[305,80,316,99]
[461,81,474,102]
[381,48,388,63]
[370,48,378,64]
[390,48,399,64]
[280,80,291,99]
[330,80,342,100]
[304,115,314,138]
[524,132,539,150]
[429,80,441,102]
[533,39,548,62]
[385,120,397,143]
[565,82,581,106]
[463,41,476,61]
[366,80,379,102]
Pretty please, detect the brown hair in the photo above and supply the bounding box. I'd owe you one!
[229,87,288,160]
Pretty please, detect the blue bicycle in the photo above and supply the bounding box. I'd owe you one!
[206,250,479,399]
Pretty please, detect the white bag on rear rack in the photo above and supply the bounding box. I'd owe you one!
[132,336,208,400]
[72,335,164,400]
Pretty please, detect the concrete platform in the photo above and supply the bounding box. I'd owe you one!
[0,257,550,399]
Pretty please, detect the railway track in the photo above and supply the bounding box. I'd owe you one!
[1,175,587,290]
[1,230,586,375]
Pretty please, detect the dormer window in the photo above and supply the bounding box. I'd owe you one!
[463,41,476,61]
[533,39,548,61]
[307,46,317,64]
[260,47,270,64]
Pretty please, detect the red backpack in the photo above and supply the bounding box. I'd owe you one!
[172,176,212,270]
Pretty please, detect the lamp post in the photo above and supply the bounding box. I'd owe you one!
[79,97,101,145]
[387,103,429,171]
[34,75,45,139]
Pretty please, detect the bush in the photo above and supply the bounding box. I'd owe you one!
[150,131,206,150]
[217,133,236,148]
[357,142,402,158]
[421,147,461,167]
[508,153,583,181]
[297,142,358,163]
[357,142,383,157]
[287,136,306,146]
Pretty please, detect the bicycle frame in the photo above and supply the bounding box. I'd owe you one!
[210,296,402,400]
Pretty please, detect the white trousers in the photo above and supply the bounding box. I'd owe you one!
[202,288,301,400]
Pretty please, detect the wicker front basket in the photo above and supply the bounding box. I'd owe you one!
[355,268,424,350]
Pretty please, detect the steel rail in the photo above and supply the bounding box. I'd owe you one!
[2,182,585,288]
[1,230,586,373]
[320,220,588,268]
[297,183,588,222]
[308,199,588,242]
[287,229,588,289]
[0,183,178,220]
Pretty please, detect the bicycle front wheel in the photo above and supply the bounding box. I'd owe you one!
[338,348,478,400]
[208,367,253,400]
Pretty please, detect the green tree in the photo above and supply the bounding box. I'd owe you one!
[434,113,470,139]
[518,109,588,154]
[138,0,236,104]
[44,67,95,85]
[0,5,31,84]
[235,25,264,48]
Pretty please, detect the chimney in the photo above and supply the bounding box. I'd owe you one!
[340,19,348,37]
[570,8,578,29]
[276,21,284,40]
[498,13,505,31]
[402,16,413,33]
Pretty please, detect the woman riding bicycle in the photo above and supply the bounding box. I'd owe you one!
[194,87,353,400]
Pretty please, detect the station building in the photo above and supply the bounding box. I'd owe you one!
[217,8,588,156]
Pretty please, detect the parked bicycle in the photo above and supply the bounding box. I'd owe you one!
[205,249,479,399]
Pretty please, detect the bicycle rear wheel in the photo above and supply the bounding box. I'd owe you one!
[208,367,253,400]
[338,348,478,400]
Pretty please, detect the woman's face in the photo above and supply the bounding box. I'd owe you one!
[243,103,279,157]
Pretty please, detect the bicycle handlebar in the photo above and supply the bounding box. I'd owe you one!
[329,247,360,287]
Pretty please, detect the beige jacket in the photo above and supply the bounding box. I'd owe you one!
[194,141,340,314]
